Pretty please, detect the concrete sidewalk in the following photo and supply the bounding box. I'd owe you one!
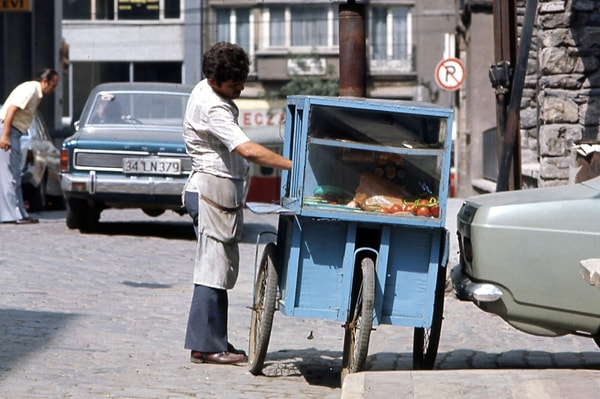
[341,369,600,399]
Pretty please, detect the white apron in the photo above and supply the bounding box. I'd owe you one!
[190,172,246,289]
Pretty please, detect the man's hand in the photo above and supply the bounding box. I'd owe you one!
[0,136,10,151]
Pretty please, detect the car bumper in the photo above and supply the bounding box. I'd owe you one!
[61,171,187,197]
[450,265,503,303]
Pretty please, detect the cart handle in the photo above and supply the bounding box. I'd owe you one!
[246,202,294,215]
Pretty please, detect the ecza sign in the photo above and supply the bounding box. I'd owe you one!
[239,109,285,128]
[0,0,30,12]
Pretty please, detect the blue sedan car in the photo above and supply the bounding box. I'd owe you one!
[60,82,193,230]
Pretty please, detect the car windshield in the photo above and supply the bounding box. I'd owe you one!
[86,91,188,127]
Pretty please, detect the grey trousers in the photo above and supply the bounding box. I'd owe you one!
[0,126,28,222]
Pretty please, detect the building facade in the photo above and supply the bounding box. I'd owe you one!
[61,0,459,125]
[59,0,461,200]
[1,1,593,199]
[457,0,600,196]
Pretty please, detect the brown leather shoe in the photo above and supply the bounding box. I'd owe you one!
[227,343,247,357]
[190,351,204,364]
[203,351,246,365]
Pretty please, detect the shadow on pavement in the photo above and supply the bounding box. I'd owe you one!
[433,348,600,369]
[72,219,274,243]
[364,349,600,372]
[80,220,196,240]
[0,308,80,377]
[256,348,344,388]
[253,347,600,390]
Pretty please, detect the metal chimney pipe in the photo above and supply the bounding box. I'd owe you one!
[339,2,366,97]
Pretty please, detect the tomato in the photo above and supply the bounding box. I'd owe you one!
[389,204,403,213]
[430,204,440,218]
[415,206,431,217]
[402,201,413,213]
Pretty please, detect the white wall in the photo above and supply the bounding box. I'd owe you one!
[63,22,185,62]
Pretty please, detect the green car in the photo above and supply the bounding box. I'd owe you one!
[452,177,600,346]
[60,82,193,231]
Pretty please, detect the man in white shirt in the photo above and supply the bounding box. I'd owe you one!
[0,68,59,224]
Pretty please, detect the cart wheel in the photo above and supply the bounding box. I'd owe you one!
[341,257,375,384]
[412,264,445,370]
[248,242,279,375]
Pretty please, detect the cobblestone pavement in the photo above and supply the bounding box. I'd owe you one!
[1,200,599,398]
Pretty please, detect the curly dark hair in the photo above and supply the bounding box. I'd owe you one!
[202,42,250,84]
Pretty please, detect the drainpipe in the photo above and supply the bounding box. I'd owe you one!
[339,1,366,97]
[494,0,537,192]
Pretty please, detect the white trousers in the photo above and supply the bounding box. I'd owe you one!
[0,127,28,222]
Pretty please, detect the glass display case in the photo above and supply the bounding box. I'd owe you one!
[281,96,454,227]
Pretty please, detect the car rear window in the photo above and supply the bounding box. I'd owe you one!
[87,91,189,127]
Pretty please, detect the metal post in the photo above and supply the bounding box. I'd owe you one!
[339,1,366,97]
[490,0,518,191]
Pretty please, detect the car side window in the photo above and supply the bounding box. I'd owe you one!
[33,114,51,141]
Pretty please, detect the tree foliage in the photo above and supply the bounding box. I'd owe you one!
[279,55,339,97]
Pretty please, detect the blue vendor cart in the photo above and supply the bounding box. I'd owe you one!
[247,96,453,383]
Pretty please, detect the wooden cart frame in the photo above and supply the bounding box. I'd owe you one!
[246,96,453,384]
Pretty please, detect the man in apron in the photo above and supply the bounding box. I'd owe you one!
[182,42,292,365]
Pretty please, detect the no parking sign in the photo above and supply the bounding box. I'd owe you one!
[435,58,465,91]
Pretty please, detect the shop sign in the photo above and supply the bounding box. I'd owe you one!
[0,0,31,12]
[239,109,285,129]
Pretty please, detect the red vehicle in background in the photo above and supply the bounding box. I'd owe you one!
[237,99,285,204]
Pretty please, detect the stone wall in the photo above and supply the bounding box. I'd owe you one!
[531,0,600,187]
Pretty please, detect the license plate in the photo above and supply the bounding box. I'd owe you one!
[123,157,182,175]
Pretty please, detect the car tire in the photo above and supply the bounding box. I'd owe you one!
[47,194,66,210]
[66,198,100,230]
[25,180,47,213]
[66,198,86,229]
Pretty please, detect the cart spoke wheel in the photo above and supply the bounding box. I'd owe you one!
[412,264,445,370]
[248,242,279,375]
[341,257,375,385]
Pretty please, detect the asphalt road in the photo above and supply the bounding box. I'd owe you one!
[1,200,599,398]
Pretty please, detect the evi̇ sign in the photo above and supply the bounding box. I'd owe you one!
[0,0,30,12]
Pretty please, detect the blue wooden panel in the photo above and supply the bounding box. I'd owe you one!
[382,227,435,322]
[294,221,347,316]
[279,217,351,320]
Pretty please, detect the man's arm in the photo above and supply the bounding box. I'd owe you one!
[0,105,19,151]
[235,141,292,170]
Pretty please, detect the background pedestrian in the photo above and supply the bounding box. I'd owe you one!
[0,68,59,224]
